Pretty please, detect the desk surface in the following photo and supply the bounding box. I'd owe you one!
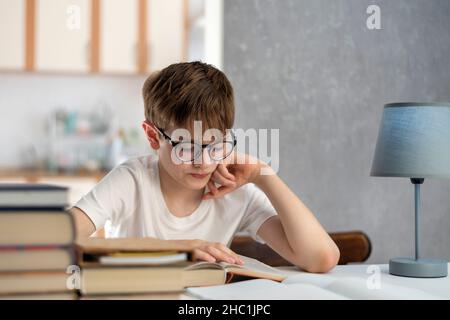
[278,263,450,298]
[182,263,450,300]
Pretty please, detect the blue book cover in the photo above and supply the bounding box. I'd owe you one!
[0,183,68,191]
[0,183,69,208]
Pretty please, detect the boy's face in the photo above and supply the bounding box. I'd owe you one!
[144,122,219,190]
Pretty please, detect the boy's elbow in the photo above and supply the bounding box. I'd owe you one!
[314,245,340,273]
[296,244,340,273]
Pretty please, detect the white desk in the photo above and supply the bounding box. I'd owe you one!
[300,263,450,298]
[184,263,450,300]
[71,263,450,300]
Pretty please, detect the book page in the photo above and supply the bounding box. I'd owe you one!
[184,261,225,271]
[185,255,289,276]
[99,252,188,265]
[75,237,192,253]
[221,255,290,281]
[185,255,296,282]
[186,279,348,300]
[283,273,442,299]
[234,255,289,275]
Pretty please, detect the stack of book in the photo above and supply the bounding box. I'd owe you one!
[77,237,197,297]
[76,237,285,298]
[0,183,76,299]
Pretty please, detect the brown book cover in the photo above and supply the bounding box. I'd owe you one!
[0,246,75,272]
[75,237,193,254]
[0,209,74,246]
[0,271,73,295]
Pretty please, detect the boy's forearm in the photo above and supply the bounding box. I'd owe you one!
[254,170,340,270]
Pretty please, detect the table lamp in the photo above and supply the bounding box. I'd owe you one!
[371,102,450,278]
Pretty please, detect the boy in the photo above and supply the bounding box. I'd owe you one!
[70,61,339,273]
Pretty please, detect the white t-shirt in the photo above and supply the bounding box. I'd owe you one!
[74,155,277,246]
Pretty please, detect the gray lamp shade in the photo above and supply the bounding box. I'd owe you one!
[370,102,450,179]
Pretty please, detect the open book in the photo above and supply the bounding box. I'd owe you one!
[75,238,290,295]
[184,255,289,287]
[187,266,443,300]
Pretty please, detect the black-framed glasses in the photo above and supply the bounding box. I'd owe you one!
[154,126,237,163]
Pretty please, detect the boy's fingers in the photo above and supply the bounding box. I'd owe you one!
[205,246,236,264]
[213,185,235,198]
[191,242,243,265]
[211,171,227,186]
[202,193,213,200]
[214,243,244,265]
[203,185,234,200]
[207,180,218,194]
[192,249,216,263]
[202,186,235,200]
[202,193,212,200]
[212,171,236,187]
[202,181,217,200]
[217,164,235,181]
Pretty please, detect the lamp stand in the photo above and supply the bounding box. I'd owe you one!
[389,178,448,278]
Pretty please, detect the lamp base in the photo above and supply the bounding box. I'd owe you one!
[389,257,448,278]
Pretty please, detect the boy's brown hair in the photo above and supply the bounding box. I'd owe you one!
[142,61,235,131]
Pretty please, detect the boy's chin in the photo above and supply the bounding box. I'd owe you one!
[184,175,210,189]
[185,183,208,191]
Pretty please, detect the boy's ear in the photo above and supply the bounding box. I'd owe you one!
[142,121,160,150]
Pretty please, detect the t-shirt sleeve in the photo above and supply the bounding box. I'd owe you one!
[238,183,278,244]
[72,165,138,230]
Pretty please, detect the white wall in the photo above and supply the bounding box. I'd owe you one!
[0,72,149,168]
[224,0,450,264]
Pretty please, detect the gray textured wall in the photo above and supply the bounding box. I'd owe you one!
[224,0,450,263]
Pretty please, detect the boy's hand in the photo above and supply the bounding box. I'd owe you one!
[203,152,273,200]
[186,239,244,265]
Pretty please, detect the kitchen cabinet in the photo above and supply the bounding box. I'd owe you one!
[0,0,189,74]
[147,0,186,72]
[0,0,26,70]
[36,0,91,72]
[99,0,139,73]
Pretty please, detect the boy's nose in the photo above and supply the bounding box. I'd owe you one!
[201,147,214,166]
[193,148,213,166]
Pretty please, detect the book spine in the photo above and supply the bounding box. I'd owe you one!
[0,244,72,251]
[0,207,68,211]
[0,246,76,272]
[0,208,75,247]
